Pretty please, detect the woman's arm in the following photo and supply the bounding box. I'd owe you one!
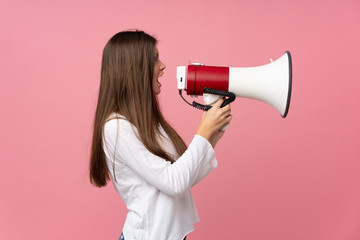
[104,119,216,197]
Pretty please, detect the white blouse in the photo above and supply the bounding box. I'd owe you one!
[103,114,218,240]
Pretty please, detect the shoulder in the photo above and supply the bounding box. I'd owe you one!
[104,113,136,136]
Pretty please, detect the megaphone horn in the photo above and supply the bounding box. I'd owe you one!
[177,51,292,118]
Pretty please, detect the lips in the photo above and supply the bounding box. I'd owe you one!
[159,72,164,85]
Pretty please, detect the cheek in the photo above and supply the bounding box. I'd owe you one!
[153,66,159,78]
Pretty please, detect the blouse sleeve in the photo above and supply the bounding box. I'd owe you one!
[103,118,217,197]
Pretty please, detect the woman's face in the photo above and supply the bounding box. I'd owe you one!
[153,46,166,95]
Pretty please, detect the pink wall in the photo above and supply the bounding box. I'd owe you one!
[1,0,359,239]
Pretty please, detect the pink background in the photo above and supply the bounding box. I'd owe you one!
[1,0,359,239]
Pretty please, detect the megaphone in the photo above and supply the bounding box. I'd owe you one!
[177,51,292,119]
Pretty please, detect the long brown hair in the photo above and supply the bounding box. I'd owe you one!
[89,30,187,187]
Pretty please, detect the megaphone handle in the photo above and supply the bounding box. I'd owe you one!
[203,93,230,131]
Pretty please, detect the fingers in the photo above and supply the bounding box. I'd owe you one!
[212,98,231,121]
[218,100,231,117]
[198,97,233,137]
[225,114,232,123]
[211,98,231,112]
[221,104,231,115]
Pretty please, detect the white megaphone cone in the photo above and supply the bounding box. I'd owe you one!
[177,51,292,124]
[228,51,292,117]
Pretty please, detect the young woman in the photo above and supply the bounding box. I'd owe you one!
[89,30,232,240]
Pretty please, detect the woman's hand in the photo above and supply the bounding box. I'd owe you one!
[196,98,232,148]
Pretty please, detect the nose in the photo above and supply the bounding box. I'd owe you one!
[160,60,166,70]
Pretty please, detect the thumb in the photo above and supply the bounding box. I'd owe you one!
[212,97,225,109]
